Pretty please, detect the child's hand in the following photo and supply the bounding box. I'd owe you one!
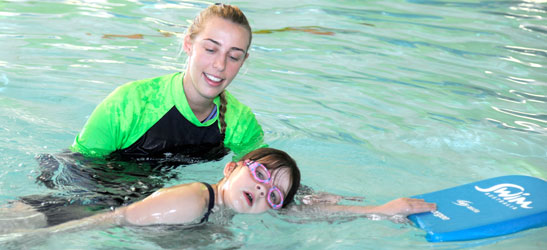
[376,198,436,216]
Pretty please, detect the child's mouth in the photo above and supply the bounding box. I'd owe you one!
[244,191,253,206]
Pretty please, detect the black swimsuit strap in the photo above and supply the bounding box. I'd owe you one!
[200,182,215,223]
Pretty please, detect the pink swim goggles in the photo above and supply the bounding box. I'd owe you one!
[244,160,284,209]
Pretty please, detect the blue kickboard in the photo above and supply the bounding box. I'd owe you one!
[408,175,547,242]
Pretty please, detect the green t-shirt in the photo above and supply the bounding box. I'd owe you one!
[70,72,265,160]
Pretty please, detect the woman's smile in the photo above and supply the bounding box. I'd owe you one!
[203,72,224,86]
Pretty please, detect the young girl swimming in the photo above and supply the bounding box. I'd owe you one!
[2,148,435,238]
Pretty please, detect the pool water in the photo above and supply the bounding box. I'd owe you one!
[1,0,545,249]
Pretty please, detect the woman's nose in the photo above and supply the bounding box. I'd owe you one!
[213,55,226,71]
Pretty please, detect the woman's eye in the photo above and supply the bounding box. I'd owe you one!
[205,48,214,53]
[229,56,240,61]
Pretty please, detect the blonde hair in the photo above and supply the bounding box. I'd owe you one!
[186,3,252,51]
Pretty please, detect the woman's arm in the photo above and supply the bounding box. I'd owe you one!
[70,93,124,157]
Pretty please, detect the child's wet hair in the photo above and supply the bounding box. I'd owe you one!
[240,148,301,208]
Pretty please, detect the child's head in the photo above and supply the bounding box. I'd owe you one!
[221,148,301,213]
[241,148,301,208]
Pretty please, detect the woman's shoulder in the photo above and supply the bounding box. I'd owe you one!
[223,90,252,114]
[101,73,180,107]
[115,73,180,95]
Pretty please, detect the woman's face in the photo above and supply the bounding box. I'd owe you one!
[183,17,250,102]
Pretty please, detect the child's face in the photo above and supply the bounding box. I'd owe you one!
[222,162,291,214]
[183,16,249,101]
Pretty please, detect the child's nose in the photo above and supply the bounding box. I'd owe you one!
[255,183,266,197]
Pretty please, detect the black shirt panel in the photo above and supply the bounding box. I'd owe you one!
[112,106,228,162]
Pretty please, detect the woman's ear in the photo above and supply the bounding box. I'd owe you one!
[183,35,193,56]
[223,162,238,177]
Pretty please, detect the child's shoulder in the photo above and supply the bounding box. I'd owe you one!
[161,182,205,193]
[161,182,211,203]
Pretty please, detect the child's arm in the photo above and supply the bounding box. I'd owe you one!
[293,186,435,217]
[35,182,210,235]
[315,197,436,216]
[121,182,209,225]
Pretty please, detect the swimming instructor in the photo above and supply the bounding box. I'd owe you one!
[70,4,264,163]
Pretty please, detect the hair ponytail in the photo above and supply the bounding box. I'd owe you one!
[218,91,228,146]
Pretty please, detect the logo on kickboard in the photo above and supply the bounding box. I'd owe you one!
[452,200,480,213]
[475,183,533,210]
[431,210,450,221]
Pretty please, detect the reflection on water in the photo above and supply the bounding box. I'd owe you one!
[504,45,547,58]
